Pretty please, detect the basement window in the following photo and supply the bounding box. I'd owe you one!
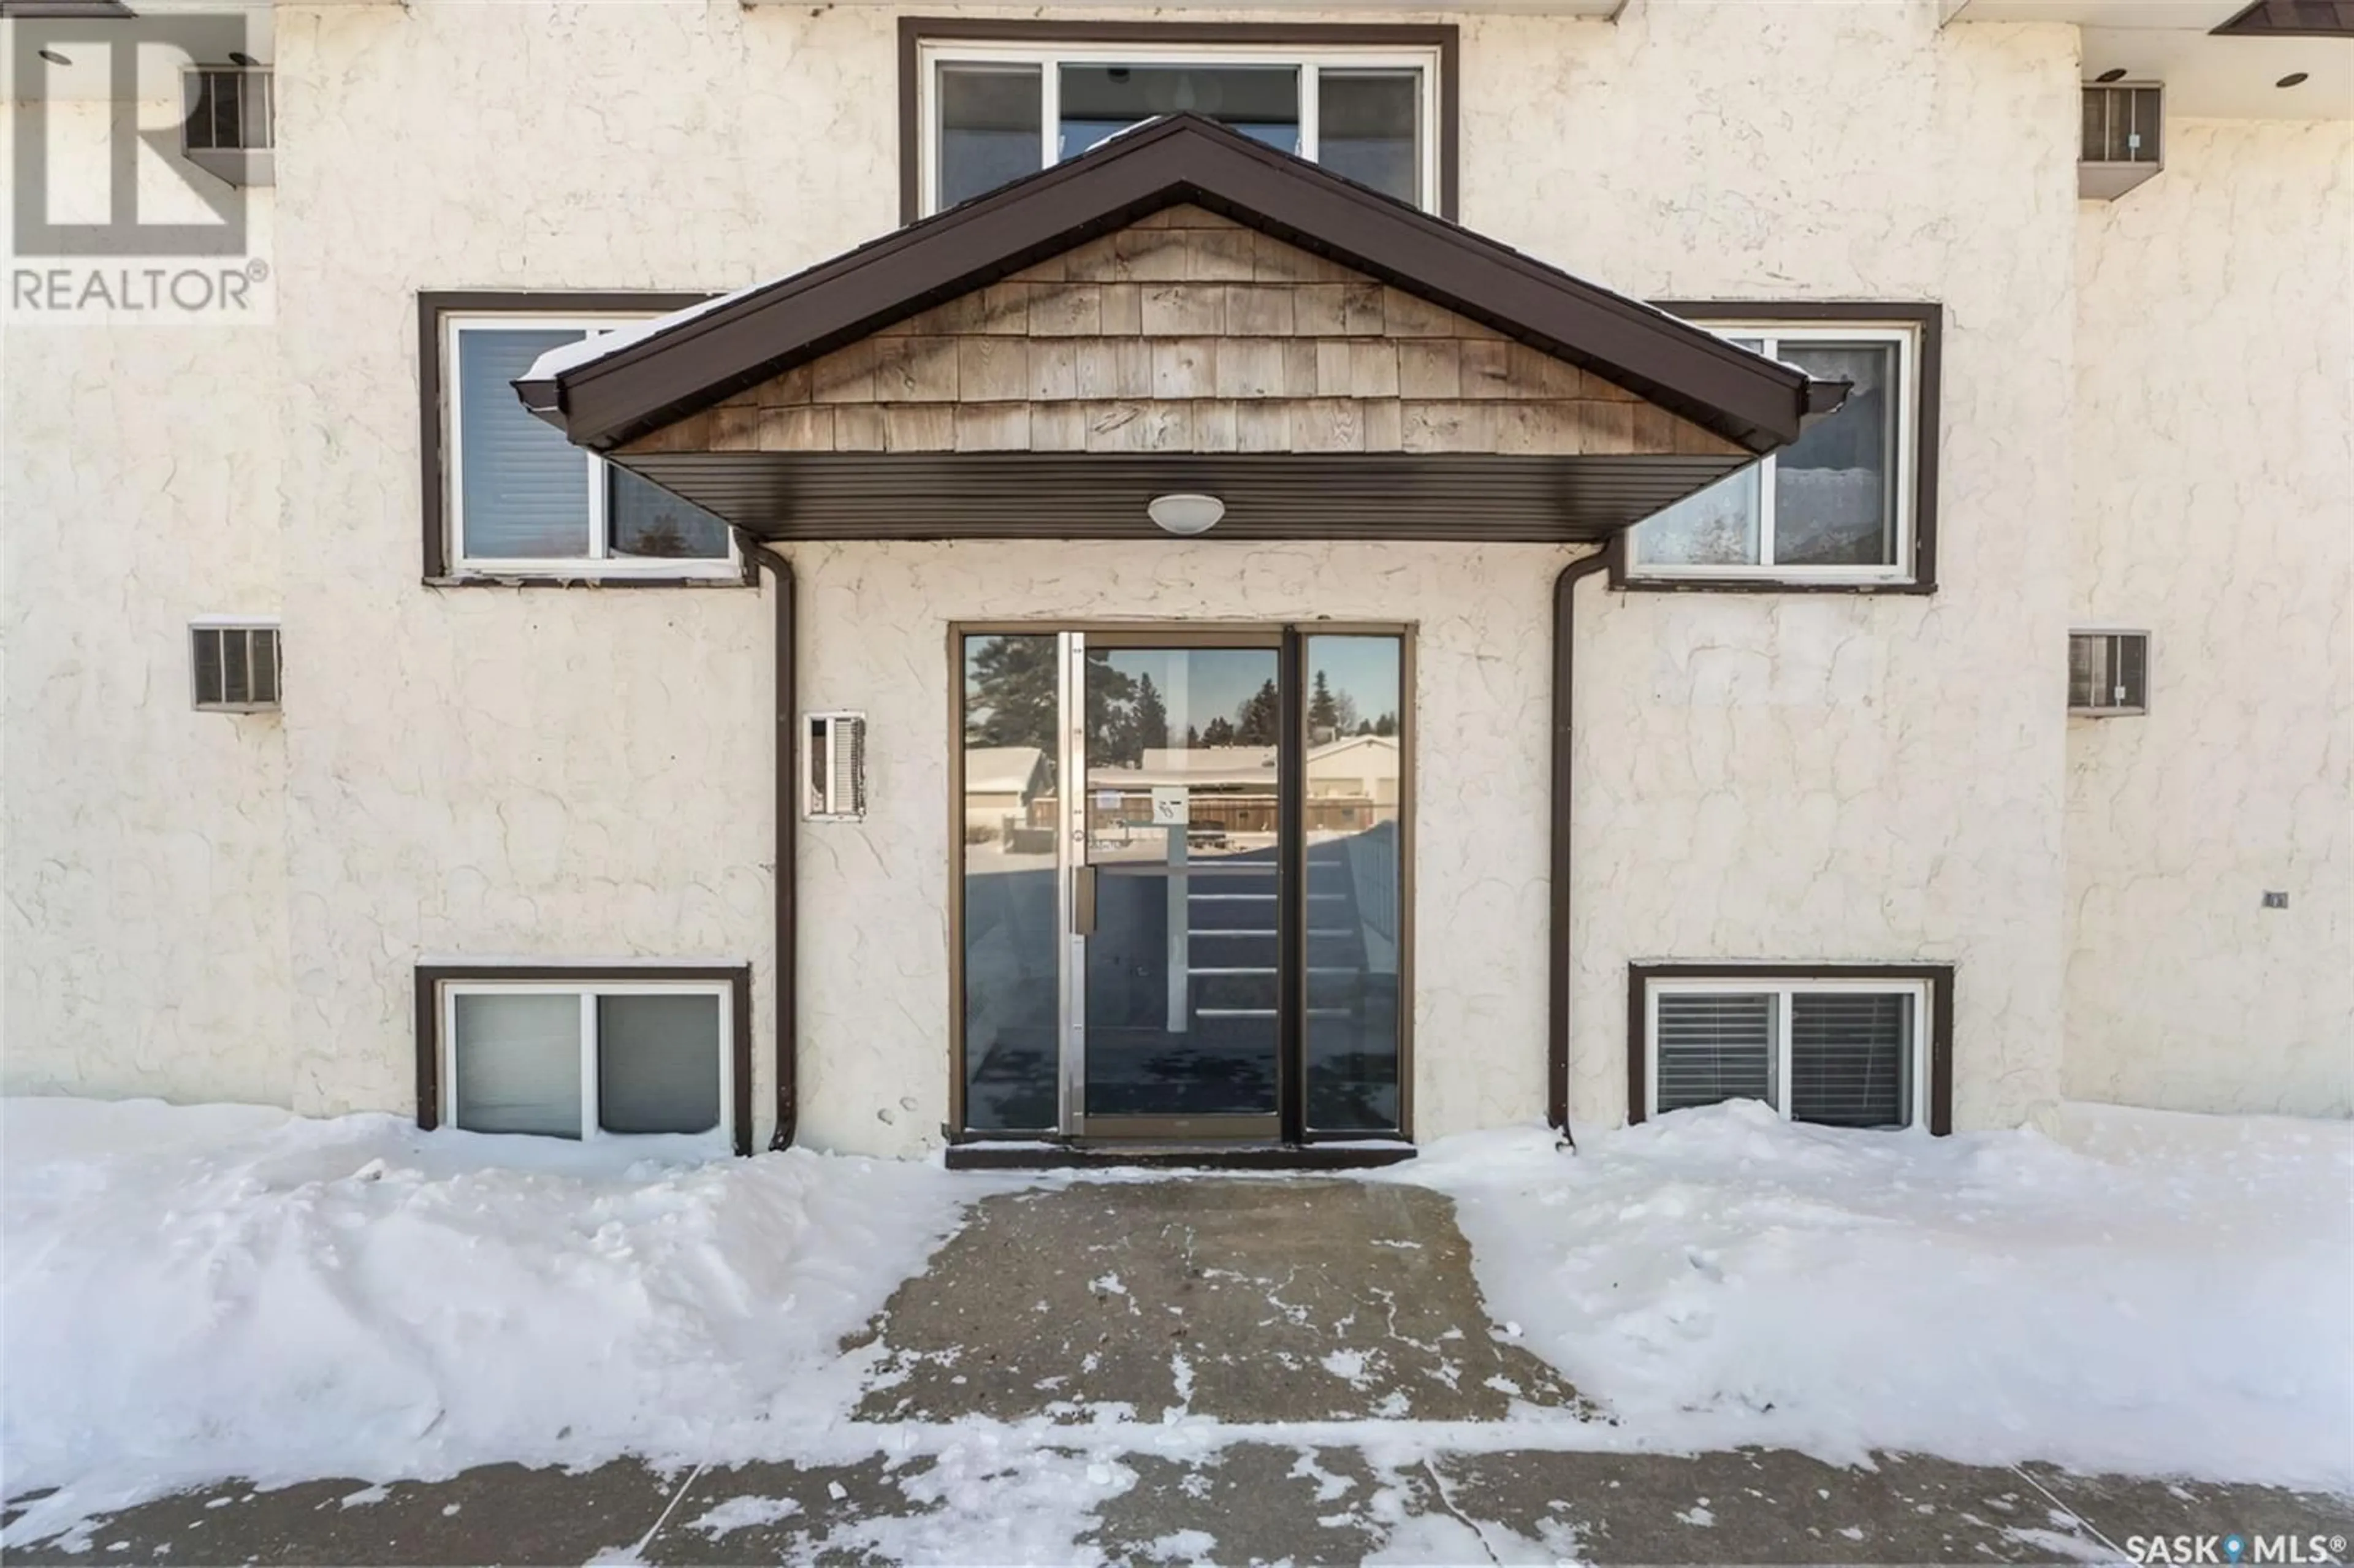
[435,978,734,1143]
[916,32,1446,215]
[441,314,736,579]
[1629,319,1927,587]
[1640,974,1931,1130]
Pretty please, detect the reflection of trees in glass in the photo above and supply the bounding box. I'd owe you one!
[1233,679,1281,745]
[1200,715,1237,745]
[968,638,1152,759]
[965,636,1061,748]
[1132,673,1168,753]
[1084,652,1143,766]
[1308,670,1362,742]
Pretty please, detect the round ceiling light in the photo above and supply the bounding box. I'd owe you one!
[1147,493,1225,536]
[2277,72,2309,88]
[2095,67,2127,83]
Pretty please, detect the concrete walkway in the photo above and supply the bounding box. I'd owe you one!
[9,1177,2348,1565]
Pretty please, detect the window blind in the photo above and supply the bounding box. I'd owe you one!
[452,992,582,1138]
[596,994,723,1135]
[457,327,593,560]
[1789,991,1910,1127]
[1655,992,1773,1113]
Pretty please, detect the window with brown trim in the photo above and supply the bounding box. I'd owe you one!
[1626,964,1954,1134]
[414,964,754,1154]
[1624,302,1943,595]
[899,20,1458,222]
[417,292,746,585]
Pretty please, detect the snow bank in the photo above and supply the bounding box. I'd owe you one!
[2,1098,994,1512]
[1395,1103,2354,1490]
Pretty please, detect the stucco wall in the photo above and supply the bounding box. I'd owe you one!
[1465,2,2081,1132]
[2,320,292,1106]
[7,0,2325,1151]
[2063,120,2354,1116]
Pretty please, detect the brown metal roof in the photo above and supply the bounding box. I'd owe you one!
[519,113,1842,459]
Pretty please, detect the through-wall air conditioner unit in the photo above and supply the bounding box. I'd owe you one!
[2080,82,2162,200]
[2068,630,2149,717]
[190,622,281,712]
[805,711,868,821]
[182,66,273,188]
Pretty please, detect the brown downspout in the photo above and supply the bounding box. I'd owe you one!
[744,541,799,1151]
[1547,542,1614,1151]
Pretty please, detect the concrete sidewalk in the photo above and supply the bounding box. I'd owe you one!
[9,1177,2347,1565]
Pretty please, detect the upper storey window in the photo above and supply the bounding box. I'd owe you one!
[913,27,1449,218]
[432,308,737,581]
[1628,307,1940,592]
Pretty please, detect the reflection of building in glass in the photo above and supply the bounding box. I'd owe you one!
[961,745,1051,839]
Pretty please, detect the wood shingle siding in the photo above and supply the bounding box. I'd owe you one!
[621,208,1742,463]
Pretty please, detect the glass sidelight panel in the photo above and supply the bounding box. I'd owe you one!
[960,634,1062,1130]
[1082,644,1283,1123]
[1304,636,1405,1130]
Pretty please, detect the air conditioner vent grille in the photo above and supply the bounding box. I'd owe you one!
[191,623,280,712]
[2068,630,2149,716]
[806,711,867,820]
[184,67,272,153]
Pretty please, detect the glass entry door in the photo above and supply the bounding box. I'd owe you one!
[957,625,1407,1144]
[1075,636,1284,1138]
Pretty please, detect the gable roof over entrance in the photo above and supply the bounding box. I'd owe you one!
[518,114,1846,543]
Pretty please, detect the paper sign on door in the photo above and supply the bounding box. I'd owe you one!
[1149,786,1189,826]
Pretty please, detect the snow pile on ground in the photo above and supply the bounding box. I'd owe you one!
[1398,1102,2354,1490]
[1,1099,994,1515]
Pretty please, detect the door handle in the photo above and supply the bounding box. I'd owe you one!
[1074,864,1097,937]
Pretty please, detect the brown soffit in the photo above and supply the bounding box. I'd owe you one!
[2211,0,2354,34]
[617,451,1753,544]
[1623,962,1956,1138]
[895,18,1461,226]
[518,115,1842,460]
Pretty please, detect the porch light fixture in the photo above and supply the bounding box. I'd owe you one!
[1147,493,1225,536]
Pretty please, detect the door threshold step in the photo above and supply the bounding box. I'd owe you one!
[1195,1006,1353,1018]
[944,1140,1415,1172]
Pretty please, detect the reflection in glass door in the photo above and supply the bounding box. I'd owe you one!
[1079,639,1284,1136]
[1303,635,1404,1131]
[956,627,1407,1143]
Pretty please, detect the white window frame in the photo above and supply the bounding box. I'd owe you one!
[439,977,735,1143]
[1629,321,1922,587]
[1643,975,1929,1130]
[916,39,1445,218]
[443,313,741,580]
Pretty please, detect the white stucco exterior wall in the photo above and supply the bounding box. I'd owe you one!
[4,0,2338,1152]
[1465,2,2081,1132]
[2064,119,2354,1117]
